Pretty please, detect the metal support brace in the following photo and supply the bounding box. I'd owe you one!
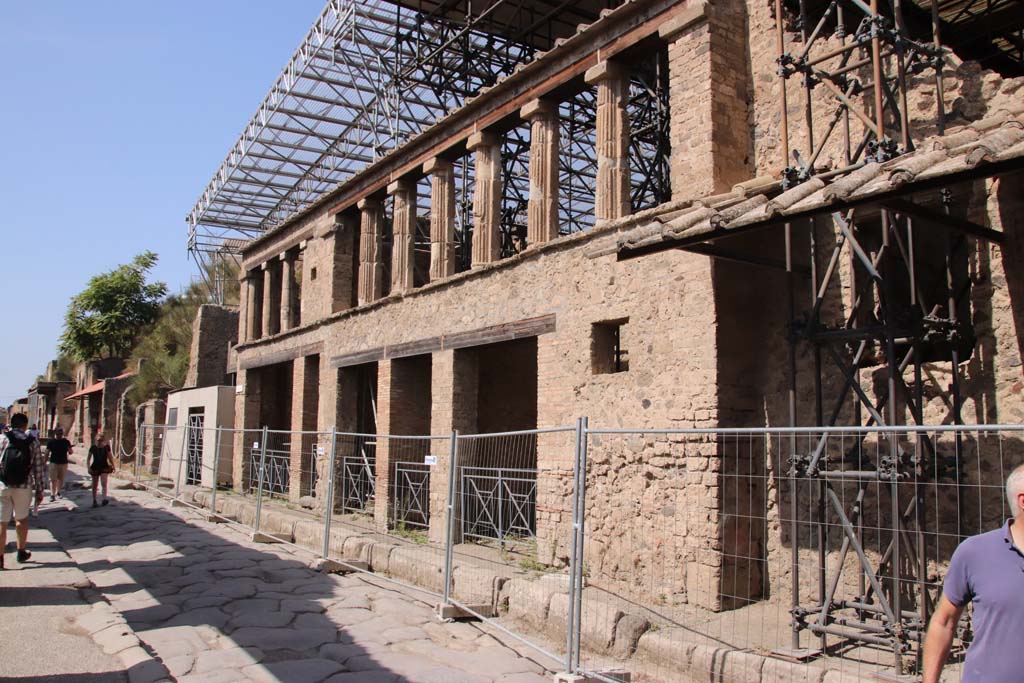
[210,427,222,516]
[443,430,459,606]
[253,426,269,533]
[322,429,338,558]
[174,424,188,501]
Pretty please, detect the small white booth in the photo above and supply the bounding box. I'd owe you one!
[158,385,235,489]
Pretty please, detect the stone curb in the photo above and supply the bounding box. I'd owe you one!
[166,486,873,683]
[77,585,174,683]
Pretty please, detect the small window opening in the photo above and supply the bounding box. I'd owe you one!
[592,319,629,374]
[310,267,318,281]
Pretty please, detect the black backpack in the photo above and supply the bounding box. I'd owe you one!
[0,434,34,486]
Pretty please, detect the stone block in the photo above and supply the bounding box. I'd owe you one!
[612,614,650,657]
[501,577,562,627]
[635,627,698,670]
[451,563,505,606]
[547,590,623,652]
[387,546,445,593]
[293,520,325,551]
[368,542,397,573]
[760,657,827,683]
[258,510,297,540]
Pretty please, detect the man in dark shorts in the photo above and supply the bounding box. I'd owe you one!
[923,462,1024,683]
[45,427,73,502]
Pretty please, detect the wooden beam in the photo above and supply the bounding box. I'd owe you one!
[882,198,1004,244]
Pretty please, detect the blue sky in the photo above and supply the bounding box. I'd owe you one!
[0,0,323,407]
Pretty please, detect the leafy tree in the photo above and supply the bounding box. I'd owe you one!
[59,252,167,361]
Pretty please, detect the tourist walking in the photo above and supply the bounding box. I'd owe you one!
[923,462,1024,683]
[0,413,46,568]
[46,427,73,501]
[88,434,115,508]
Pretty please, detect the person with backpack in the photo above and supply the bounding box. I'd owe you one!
[88,433,115,508]
[0,413,45,568]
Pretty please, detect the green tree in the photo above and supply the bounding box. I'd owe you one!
[59,252,168,361]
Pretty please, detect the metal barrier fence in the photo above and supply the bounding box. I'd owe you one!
[123,421,1024,682]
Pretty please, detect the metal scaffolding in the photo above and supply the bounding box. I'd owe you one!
[187,0,627,296]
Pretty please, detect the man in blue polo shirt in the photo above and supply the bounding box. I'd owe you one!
[923,463,1024,683]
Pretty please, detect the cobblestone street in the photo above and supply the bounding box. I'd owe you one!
[37,469,552,683]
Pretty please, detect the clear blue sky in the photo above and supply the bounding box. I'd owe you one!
[0,0,324,407]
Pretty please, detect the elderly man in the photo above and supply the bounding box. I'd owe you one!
[923,462,1024,683]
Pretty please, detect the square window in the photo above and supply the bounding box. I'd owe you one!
[592,319,629,374]
[310,267,318,281]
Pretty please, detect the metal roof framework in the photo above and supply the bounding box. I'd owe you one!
[186,0,626,297]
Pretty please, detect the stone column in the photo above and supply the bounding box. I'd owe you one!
[260,263,274,338]
[242,273,257,342]
[585,61,631,222]
[467,131,501,267]
[424,158,455,281]
[280,251,295,332]
[357,198,385,305]
[521,99,560,247]
[328,213,359,313]
[388,179,416,295]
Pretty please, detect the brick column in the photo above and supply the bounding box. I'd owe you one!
[233,367,262,493]
[467,131,501,267]
[372,359,396,532]
[357,198,385,305]
[521,99,560,247]
[660,2,750,196]
[260,263,275,338]
[585,61,630,222]
[388,179,416,295]
[288,355,319,501]
[424,158,455,281]
[280,251,296,332]
[428,349,478,544]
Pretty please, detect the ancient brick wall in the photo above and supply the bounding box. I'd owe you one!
[185,304,239,388]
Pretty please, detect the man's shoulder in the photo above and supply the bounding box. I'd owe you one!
[953,526,1006,558]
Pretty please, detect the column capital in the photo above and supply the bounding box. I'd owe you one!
[386,178,416,196]
[422,157,453,175]
[357,197,383,211]
[260,261,271,272]
[466,130,499,152]
[584,60,628,85]
[520,98,558,121]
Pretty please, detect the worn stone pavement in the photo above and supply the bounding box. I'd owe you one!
[37,470,553,683]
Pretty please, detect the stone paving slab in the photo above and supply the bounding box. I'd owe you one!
[40,470,554,683]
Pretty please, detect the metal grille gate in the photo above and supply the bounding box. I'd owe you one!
[186,414,203,486]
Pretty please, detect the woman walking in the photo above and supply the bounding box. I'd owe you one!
[88,433,115,508]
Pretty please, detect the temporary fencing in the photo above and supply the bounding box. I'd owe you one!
[123,420,1024,682]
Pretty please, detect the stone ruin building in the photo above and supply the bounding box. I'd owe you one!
[182,0,1024,678]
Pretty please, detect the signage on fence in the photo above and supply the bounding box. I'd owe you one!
[424,455,437,465]
[252,442,259,449]
[235,384,244,394]
[317,446,325,455]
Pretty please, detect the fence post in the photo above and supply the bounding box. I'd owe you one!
[210,427,222,517]
[322,428,338,558]
[133,426,142,485]
[253,426,269,534]
[443,430,459,606]
[572,415,589,670]
[174,423,188,501]
[565,417,585,675]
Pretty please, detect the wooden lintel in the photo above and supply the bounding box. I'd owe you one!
[329,314,557,369]
[238,341,324,371]
[882,199,1004,244]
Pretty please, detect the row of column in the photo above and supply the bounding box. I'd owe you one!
[355,60,632,306]
[242,245,303,342]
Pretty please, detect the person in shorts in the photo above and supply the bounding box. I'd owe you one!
[88,433,115,508]
[0,413,46,568]
[46,427,73,501]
